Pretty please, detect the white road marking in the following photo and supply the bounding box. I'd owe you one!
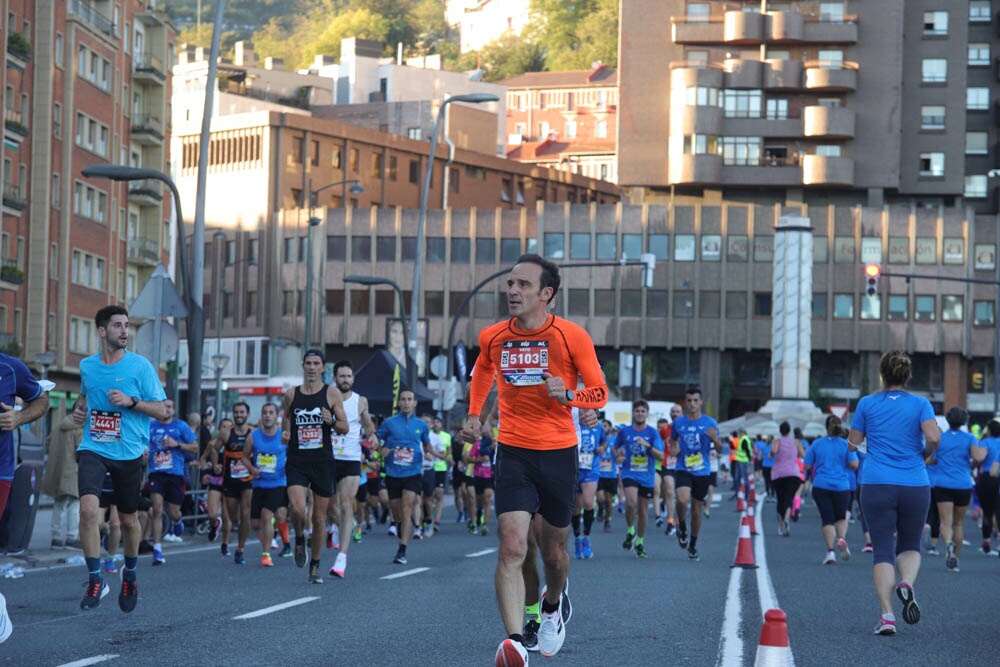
[752,498,793,665]
[718,568,744,667]
[233,596,319,620]
[465,548,497,558]
[380,567,430,580]
[55,655,119,667]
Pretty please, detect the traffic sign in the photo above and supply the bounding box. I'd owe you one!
[828,404,849,420]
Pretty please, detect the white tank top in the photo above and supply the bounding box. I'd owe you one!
[334,393,362,461]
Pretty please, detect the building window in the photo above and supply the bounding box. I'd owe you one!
[688,3,710,23]
[476,238,496,263]
[327,235,346,261]
[593,289,614,316]
[570,233,590,260]
[426,237,446,263]
[388,156,398,181]
[888,295,908,321]
[565,120,577,138]
[766,99,788,120]
[349,290,370,315]
[919,152,945,177]
[727,235,748,262]
[331,146,342,169]
[974,300,995,326]
[649,234,669,260]
[921,59,947,83]
[500,239,521,263]
[753,293,772,317]
[817,50,843,69]
[819,2,845,22]
[326,289,345,314]
[968,43,990,66]
[721,136,762,166]
[812,293,826,318]
[349,148,359,173]
[376,235,396,262]
[967,87,989,110]
[970,1,991,22]
[621,290,642,317]
[965,175,988,198]
[596,233,618,260]
[723,90,762,118]
[923,11,948,35]
[942,295,963,321]
[833,294,854,319]
[623,234,642,260]
[595,120,608,138]
[914,295,935,321]
[409,160,420,184]
[860,295,880,320]
[683,86,721,107]
[725,292,747,319]
[816,145,842,157]
[916,237,937,264]
[920,105,945,129]
[451,238,470,263]
[568,289,590,316]
[407,127,421,140]
[425,291,444,316]
[370,153,382,178]
[966,131,989,155]
[700,291,720,318]
[401,237,417,261]
[683,134,721,155]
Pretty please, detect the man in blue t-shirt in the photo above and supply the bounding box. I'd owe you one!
[669,388,723,561]
[147,399,198,565]
[614,400,664,559]
[377,389,431,565]
[78,306,167,614]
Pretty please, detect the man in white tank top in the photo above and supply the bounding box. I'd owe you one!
[328,360,378,578]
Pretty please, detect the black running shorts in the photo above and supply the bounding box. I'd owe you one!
[493,443,578,528]
[78,451,144,515]
[286,458,335,498]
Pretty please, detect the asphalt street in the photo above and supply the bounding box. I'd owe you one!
[1,492,997,666]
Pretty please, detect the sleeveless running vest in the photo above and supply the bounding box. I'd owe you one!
[223,427,251,483]
[335,393,362,461]
[288,385,333,463]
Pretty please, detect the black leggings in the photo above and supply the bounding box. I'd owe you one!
[772,475,801,519]
[762,467,773,497]
[976,476,1000,540]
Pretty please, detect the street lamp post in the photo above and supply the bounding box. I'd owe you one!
[683,281,692,393]
[35,350,56,444]
[81,164,203,414]
[212,230,256,414]
[211,353,230,421]
[411,93,499,383]
[343,274,413,388]
[305,179,364,350]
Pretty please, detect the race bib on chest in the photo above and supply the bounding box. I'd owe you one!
[579,452,594,470]
[666,454,678,469]
[599,458,613,472]
[630,454,648,470]
[153,450,173,471]
[298,427,323,450]
[90,410,122,443]
[256,453,277,474]
[685,452,705,471]
[393,447,415,466]
[230,459,250,479]
[500,340,548,386]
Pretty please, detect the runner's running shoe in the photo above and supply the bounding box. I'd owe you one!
[874,616,896,635]
[574,537,583,559]
[261,554,274,567]
[522,618,540,652]
[945,542,958,571]
[80,578,109,610]
[677,525,688,549]
[537,602,565,657]
[0,593,10,644]
[495,638,529,667]
[294,543,306,568]
[279,543,292,558]
[926,546,939,556]
[581,537,593,559]
[152,547,165,566]
[393,549,407,565]
[208,518,220,542]
[234,549,246,565]
[220,542,229,557]
[837,537,851,561]
[622,531,634,552]
[330,552,347,578]
[103,557,117,574]
[687,546,700,561]
[540,580,571,626]
[308,562,324,584]
[823,551,836,565]
[635,543,648,559]
[895,581,920,624]
[119,570,138,613]
[862,543,873,553]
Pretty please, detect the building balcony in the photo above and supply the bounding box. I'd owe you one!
[4,108,29,147]
[766,10,804,42]
[136,6,168,27]
[133,52,166,84]
[804,63,858,92]
[671,17,723,45]
[801,155,854,186]
[127,236,160,266]
[724,10,765,44]
[2,182,26,214]
[676,105,723,134]
[721,162,803,186]
[723,58,764,89]
[802,16,859,44]
[128,181,164,207]
[724,117,802,138]
[803,106,856,138]
[0,264,23,291]
[669,63,724,89]
[67,0,116,38]
[668,153,723,185]
[6,32,31,71]
[764,59,803,89]
[130,114,164,145]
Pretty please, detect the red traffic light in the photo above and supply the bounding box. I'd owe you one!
[864,264,881,278]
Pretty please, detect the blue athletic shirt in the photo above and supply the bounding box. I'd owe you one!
[671,414,718,477]
[377,413,429,478]
[932,428,976,490]
[615,424,664,488]
[579,422,606,482]
[755,439,774,468]
[148,419,197,477]
[0,353,43,480]
[596,441,618,478]
[80,351,166,461]
[251,428,287,489]
[803,435,858,492]
[979,437,1000,473]
[850,390,935,487]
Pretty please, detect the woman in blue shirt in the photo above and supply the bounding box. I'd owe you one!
[804,415,858,564]
[849,351,940,636]
[973,420,1000,555]
[930,407,984,573]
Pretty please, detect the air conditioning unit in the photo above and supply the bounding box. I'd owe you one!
[507,133,524,144]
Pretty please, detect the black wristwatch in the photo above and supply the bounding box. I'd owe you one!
[129,396,140,408]
[564,389,575,402]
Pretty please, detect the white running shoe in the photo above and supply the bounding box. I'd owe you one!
[823,551,836,565]
[0,593,11,644]
[837,537,851,561]
[330,552,347,578]
[495,638,528,667]
[537,602,566,657]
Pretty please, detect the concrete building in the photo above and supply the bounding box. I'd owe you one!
[1,0,175,408]
[451,0,533,54]
[502,64,619,183]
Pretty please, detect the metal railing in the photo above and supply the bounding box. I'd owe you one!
[127,236,160,262]
[69,0,115,37]
[134,52,165,77]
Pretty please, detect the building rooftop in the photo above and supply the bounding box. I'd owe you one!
[500,66,618,89]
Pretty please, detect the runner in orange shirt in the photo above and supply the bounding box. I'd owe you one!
[464,254,607,667]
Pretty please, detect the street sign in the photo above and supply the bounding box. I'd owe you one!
[429,354,448,378]
[135,321,179,366]
[828,404,849,420]
[129,264,187,318]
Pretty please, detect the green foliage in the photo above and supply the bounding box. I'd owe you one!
[527,0,618,70]
[454,35,546,81]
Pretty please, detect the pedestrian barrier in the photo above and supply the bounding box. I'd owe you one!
[735,482,746,512]
[731,513,758,568]
[754,608,794,667]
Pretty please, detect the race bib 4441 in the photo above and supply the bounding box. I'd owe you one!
[90,410,122,443]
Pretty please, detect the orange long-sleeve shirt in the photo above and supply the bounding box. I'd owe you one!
[468,314,608,451]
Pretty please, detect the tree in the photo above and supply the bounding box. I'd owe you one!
[527,0,618,70]
[473,35,547,82]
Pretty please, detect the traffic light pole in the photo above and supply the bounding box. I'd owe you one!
[872,267,1000,416]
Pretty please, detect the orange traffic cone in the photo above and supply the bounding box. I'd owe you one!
[748,480,757,505]
[754,609,793,667]
[735,482,746,512]
[731,514,757,569]
[746,504,758,535]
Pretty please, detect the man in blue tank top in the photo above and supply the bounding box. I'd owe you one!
[243,402,287,568]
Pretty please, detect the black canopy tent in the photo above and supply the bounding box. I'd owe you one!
[352,350,436,417]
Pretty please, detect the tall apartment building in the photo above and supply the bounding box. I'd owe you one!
[618,1,999,216]
[502,64,619,183]
[1,1,174,406]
